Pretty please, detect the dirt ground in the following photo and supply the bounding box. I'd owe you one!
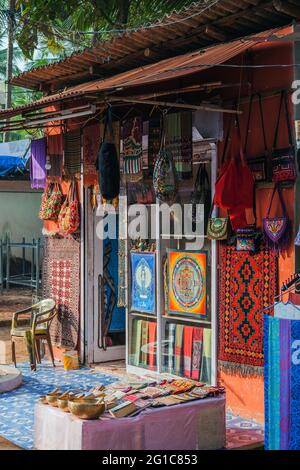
[0,288,32,323]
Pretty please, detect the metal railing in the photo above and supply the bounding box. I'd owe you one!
[0,236,42,294]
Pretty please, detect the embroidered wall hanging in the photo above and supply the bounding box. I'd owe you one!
[168,250,207,319]
[130,252,156,314]
[122,116,143,182]
[219,245,277,377]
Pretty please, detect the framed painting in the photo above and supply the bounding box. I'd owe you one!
[168,250,207,319]
[130,251,156,315]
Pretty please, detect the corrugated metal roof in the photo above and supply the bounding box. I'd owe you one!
[10,0,299,91]
[0,27,287,121]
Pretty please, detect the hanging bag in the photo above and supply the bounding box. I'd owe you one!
[153,116,177,203]
[45,182,64,221]
[58,178,80,235]
[236,191,261,252]
[272,91,296,183]
[191,163,211,232]
[245,93,269,182]
[207,200,230,241]
[96,109,120,200]
[39,183,53,220]
[263,184,291,253]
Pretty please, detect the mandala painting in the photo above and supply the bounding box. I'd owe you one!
[168,250,207,319]
[131,252,156,314]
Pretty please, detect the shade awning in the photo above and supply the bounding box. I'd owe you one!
[0,27,291,121]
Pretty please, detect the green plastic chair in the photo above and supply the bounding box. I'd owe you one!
[11,299,57,371]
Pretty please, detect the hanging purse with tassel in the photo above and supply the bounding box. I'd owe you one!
[207,201,230,241]
[263,183,291,253]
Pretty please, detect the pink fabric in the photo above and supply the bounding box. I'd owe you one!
[34,396,225,450]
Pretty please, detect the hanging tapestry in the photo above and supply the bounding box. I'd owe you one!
[219,245,277,376]
[42,236,80,349]
[83,123,101,185]
[264,316,300,450]
[30,137,47,189]
[103,235,125,334]
[148,117,161,176]
[168,250,207,319]
[47,134,63,156]
[122,116,143,181]
[130,251,156,314]
[165,112,192,180]
[64,129,81,175]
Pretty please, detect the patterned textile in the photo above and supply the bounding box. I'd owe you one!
[200,328,212,383]
[174,324,184,375]
[42,236,80,349]
[47,154,63,180]
[165,112,192,180]
[83,123,101,185]
[122,116,143,181]
[168,250,207,319]
[117,238,127,307]
[131,319,142,366]
[167,322,176,373]
[140,320,149,366]
[64,129,81,175]
[47,133,63,156]
[219,245,277,376]
[30,138,47,189]
[130,252,156,314]
[148,321,157,370]
[191,327,203,380]
[183,325,193,377]
[264,316,300,450]
[148,117,161,176]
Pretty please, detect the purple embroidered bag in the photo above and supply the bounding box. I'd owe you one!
[263,184,291,253]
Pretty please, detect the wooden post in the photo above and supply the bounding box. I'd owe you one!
[293,23,300,276]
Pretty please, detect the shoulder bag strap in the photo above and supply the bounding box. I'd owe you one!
[258,93,268,155]
[221,114,233,165]
[243,94,254,155]
[277,184,288,217]
[273,91,284,150]
[266,184,278,218]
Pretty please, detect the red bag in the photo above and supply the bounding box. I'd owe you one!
[215,119,254,210]
[58,179,80,236]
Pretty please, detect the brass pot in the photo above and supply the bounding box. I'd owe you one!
[57,394,75,412]
[68,398,105,420]
[38,395,48,405]
[46,391,61,407]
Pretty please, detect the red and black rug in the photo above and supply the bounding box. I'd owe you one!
[218,245,277,377]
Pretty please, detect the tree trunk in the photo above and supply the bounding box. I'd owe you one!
[117,0,131,26]
[4,0,16,142]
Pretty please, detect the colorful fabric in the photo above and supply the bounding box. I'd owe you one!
[183,326,193,378]
[165,112,192,180]
[168,250,207,319]
[148,117,161,176]
[264,316,300,450]
[64,129,81,175]
[191,327,203,380]
[148,321,157,370]
[122,116,143,181]
[200,328,212,384]
[140,320,149,367]
[131,252,156,314]
[47,155,63,180]
[219,245,277,376]
[167,323,176,374]
[47,134,63,156]
[174,324,184,375]
[131,319,142,367]
[117,238,127,307]
[30,138,47,189]
[83,123,101,185]
[42,236,80,349]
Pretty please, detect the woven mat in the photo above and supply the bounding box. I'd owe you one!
[42,236,80,349]
[218,244,277,377]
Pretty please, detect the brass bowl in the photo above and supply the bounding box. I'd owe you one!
[57,395,75,412]
[46,392,61,407]
[68,398,105,420]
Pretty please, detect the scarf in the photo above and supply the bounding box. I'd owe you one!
[140,320,149,366]
[131,319,142,367]
[200,328,212,383]
[183,325,194,378]
[83,123,101,186]
[47,155,63,181]
[191,327,203,380]
[174,324,184,376]
[167,323,176,374]
[122,116,143,182]
[64,129,81,175]
[30,137,47,189]
[47,133,63,156]
[148,321,157,370]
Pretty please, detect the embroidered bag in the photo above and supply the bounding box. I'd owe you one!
[58,178,80,235]
[245,93,269,182]
[272,91,296,183]
[236,188,261,252]
[96,109,120,200]
[45,183,64,221]
[153,119,177,203]
[263,184,291,253]
[39,183,53,220]
[295,225,300,246]
[207,201,229,241]
[191,163,211,232]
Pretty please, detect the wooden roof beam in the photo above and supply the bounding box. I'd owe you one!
[273,0,300,19]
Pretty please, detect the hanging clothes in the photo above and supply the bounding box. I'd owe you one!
[47,155,63,180]
[64,129,81,175]
[30,137,47,189]
[83,123,101,186]
[122,116,143,182]
[191,327,204,380]
[47,133,64,156]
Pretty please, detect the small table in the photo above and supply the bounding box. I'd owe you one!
[34,395,226,450]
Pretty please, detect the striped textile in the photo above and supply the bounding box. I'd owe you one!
[191,327,203,380]
[64,129,81,175]
[174,324,184,375]
[200,328,212,384]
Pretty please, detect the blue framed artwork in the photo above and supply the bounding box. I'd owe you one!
[130,251,156,314]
